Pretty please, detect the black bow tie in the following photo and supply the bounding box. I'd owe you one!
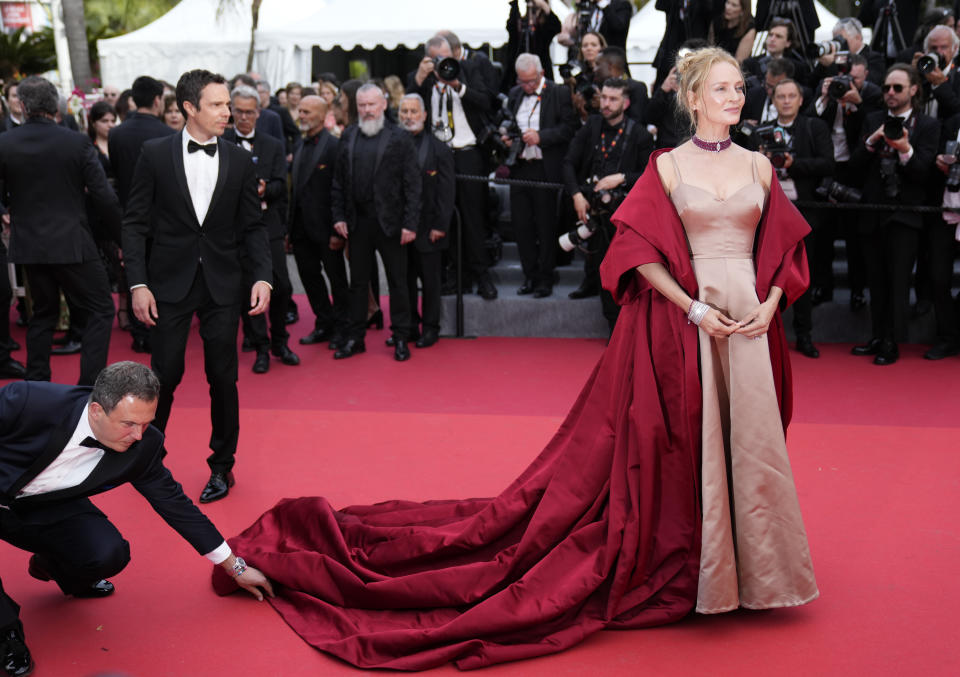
[80,436,103,450]
[237,134,255,145]
[187,140,217,156]
[887,115,906,123]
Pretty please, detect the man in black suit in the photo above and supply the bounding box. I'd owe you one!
[289,96,349,350]
[0,362,273,677]
[742,58,799,126]
[587,0,634,50]
[256,79,300,157]
[913,25,960,121]
[397,93,456,349]
[812,18,887,87]
[331,84,421,361]
[505,53,577,298]
[755,79,836,358]
[224,85,299,374]
[742,17,813,87]
[122,69,272,503]
[0,76,120,387]
[563,79,653,330]
[850,64,940,365]
[408,35,498,301]
[108,75,176,355]
[437,30,500,102]
[594,47,648,123]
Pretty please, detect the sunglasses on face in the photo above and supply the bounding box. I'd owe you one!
[882,83,906,93]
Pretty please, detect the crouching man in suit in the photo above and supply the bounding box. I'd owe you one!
[0,361,272,677]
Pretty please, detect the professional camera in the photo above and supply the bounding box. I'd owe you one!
[917,52,947,76]
[827,61,854,101]
[883,116,904,140]
[558,60,583,80]
[816,177,862,203]
[575,0,599,42]
[742,123,792,168]
[478,94,525,170]
[806,36,848,59]
[558,182,628,252]
[433,56,461,82]
[944,140,960,192]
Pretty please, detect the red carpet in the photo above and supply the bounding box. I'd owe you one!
[2,301,958,676]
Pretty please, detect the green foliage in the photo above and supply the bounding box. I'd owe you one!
[0,27,56,81]
[85,0,181,37]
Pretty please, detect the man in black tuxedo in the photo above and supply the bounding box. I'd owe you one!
[408,35,498,301]
[289,96,349,350]
[913,25,960,121]
[122,69,272,503]
[0,76,120,387]
[563,79,653,330]
[0,362,272,677]
[812,18,887,87]
[224,85,299,374]
[397,93,455,349]
[850,64,940,365]
[505,53,577,298]
[331,84,421,361]
[437,30,501,101]
[108,75,176,355]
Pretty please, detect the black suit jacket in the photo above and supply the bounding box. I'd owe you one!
[122,132,272,305]
[410,130,455,253]
[255,107,284,143]
[267,102,300,154]
[407,59,494,140]
[850,109,941,229]
[108,111,176,207]
[223,128,288,240]
[503,2,562,89]
[563,115,654,196]
[289,129,340,244]
[644,88,685,149]
[0,117,121,264]
[778,115,836,204]
[331,123,422,237]
[806,80,884,164]
[598,0,633,50]
[0,382,223,556]
[507,81,577,182]
[921,64,960,121]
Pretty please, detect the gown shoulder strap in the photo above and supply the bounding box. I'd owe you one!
[751,152,760,182]
[667,151,683,183]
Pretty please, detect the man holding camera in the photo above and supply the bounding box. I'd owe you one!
[409,35,498,301]
[743,17,812,87]
[562,79,652,330]
[812,18,886,87]
[849,64,940,365]
[754,79,836,358]
[504,53,577,299]
[913,25,960,121]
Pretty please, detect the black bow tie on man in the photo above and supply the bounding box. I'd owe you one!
[236,134,255,146]
[187,140,217,156]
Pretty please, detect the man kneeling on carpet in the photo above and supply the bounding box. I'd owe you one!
[0,361,273,677]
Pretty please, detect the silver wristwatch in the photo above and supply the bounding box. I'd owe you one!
[231,555,247,577]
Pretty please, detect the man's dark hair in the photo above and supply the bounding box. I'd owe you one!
[116,89,134,121]
[598,46,628,75]
[848,53,869,69]
[316,72,340,88]
[2,80,18,99]
[772,78,802,96]
[602,78,630,99]
[767,57,795,79]
[176,69,227,117]
[886,62,921,88]
[769,17,796,46]
[90,361,161,414]
[131,76,163,109]
[230,73,257,90]
[17,76,58,117]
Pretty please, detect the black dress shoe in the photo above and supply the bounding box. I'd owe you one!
[873,341,899,366]
[333,339,365,359]
[284,310,299,325]
[394,339,411,362]
[517,280,535,295]
[568,283,599,299]
[796,335,820,359]
[0,359,25,380]
[252,351,270,374]
[533,285,553,298]
[476,275,498,300]
[1,627,34,677]
[272,344,300,365]
[366,310,384,330]
[130,337,151,354]
[27,555,114,598]
[851,338,883,356]
[810,287,833,306]
[415,330,439,348]
[386,331,419,347]
[241,336,254,352]
[299,328,331,345]
[199,471,235,503]
[3,339,20,351]
[924,341,960,360]
[50,340,81,356]
[328,334,346,351]
[850,290,867,312]
[51,334,69,346]
[912,299,933,318]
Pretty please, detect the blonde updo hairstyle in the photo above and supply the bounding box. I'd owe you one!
[674,46,742,134]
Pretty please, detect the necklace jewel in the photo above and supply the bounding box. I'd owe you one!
[692,135,732,152]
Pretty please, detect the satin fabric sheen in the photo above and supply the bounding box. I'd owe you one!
[213,149,812,670]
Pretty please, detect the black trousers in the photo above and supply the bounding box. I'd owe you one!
[452,147,490,279]
[811,162,867,293]
[1,498,131,630]
[926,221,960,343]
[862,220,919,343]
[24,260,114,385]
[292,233,349,335]
[241,237,291,351]
[510,160,558,288]
[347,218,411,341]
[150,269,240,474]
[406,247,443,335]
[0,244,13,362]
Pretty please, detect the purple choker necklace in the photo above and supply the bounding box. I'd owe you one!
[692,134,732,152]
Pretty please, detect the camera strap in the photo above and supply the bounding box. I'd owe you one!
[433,83,455,135]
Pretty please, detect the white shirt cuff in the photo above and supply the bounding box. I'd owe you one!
[458,84,467,98]
[815,97,827,116]
[129,284,147,291]
[256,280,273,290]
[205,541,232,564]
[899,146,914,164]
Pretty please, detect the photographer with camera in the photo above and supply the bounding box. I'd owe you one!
[562,79,653,329]
[849,64,940,365]
[560,0,634,53]
[503,1,562,93]
[811,18,886,87]
[749,79,835,358]
[742,17,812,87]
[563,31,607,123]
[807,52,881,309]
[740,58,799,127]
[503,53,577,298]
[409,35,498,300]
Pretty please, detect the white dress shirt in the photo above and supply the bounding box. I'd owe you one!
[430,83,477,149]
[517,78,546,161]
[182,129,220,225]
[17,402,231,564]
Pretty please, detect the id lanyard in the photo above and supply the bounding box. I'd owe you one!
[435,84,455,135]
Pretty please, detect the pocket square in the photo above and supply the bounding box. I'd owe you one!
[316,163,327,170]
[426,169,438,176]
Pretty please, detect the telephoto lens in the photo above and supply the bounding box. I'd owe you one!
[917,52,945,75]
[434,57,460,82]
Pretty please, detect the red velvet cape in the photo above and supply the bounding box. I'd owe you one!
[212,149,810,671]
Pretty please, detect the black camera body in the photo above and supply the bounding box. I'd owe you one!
[479,94,525,169]
[945,140,960,192]
[883,116,904,140]
[743,123,792,169]
[917,52,947,76]
[558,181,628,253]
[816,177,862,203]
[433,57,460,83]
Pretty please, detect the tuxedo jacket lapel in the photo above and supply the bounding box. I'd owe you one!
[373,127,390,175]
[170,132,200,229]
[7,397,86,499]
[417,132,430,170]
[203,139,232,228]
